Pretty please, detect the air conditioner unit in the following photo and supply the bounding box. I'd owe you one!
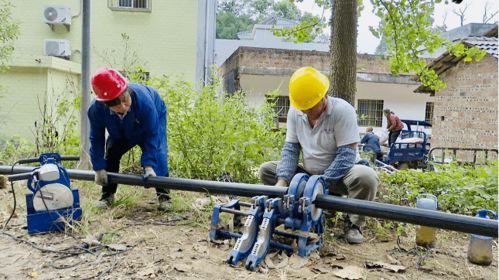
[43,5,71,25]
[44,39,71,58]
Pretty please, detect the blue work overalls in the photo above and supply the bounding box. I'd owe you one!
[87,83,169,198]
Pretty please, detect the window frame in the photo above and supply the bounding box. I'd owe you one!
[266,95,290,123]
[425,102,434,124]
[108,0,152,12]
[357,99,384,127]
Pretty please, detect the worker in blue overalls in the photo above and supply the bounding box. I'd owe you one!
[87,67,170,211]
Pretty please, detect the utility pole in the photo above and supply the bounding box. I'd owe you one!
[78,0,91,169]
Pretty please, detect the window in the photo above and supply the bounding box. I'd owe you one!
[119,0,147,8]
[425,102,434,124]
[108,0,151,12]
[266,95,290,122]
[357,99,384,127]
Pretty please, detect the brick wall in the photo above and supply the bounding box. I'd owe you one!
[431,55,498,151]
[220,47,393,92]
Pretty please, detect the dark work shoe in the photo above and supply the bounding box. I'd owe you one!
[345,224,365,244]
[95,194,115,209]
[158,195,172,212]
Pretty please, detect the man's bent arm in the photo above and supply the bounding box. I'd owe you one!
[276,142,300,184]
[322,143,357,183]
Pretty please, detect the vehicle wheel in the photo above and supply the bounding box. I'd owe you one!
[398,163,410,170]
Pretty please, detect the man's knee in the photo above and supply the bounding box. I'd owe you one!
[258,161,278,185]
[345,165,379,199]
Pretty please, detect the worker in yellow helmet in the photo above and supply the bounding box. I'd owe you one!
[259,67,379,244]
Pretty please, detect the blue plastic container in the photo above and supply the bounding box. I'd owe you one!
[468,210,497,265]
[415,194,438,247]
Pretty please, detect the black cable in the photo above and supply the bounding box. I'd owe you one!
[2,160,22,229]
[0,230,133,268]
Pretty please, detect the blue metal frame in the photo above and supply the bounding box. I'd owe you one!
[209,173,328,271]
[25,153,82,235]
[387,130,428,166]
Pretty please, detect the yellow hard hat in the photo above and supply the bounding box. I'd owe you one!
[289,67,329,110]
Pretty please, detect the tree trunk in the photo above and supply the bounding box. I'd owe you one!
[329,0,357,105]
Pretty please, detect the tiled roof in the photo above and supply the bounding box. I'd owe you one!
[462,36,498,57]
[414,29,498,94]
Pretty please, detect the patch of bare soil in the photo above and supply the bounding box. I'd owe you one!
[0,182,497,279]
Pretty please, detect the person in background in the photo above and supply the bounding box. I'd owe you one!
[258,67,379,244]
[383,108,404,146]
[87,67,171,211]
[361,127,383,162]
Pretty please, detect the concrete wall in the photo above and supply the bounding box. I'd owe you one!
[431,55,498,150]
[9,0,199,79]
[0,57,81,139]
[0,68,48,139]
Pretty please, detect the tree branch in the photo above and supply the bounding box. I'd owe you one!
[379,0,400,61]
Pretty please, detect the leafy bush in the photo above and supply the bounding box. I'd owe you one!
[0,136,36,164]
[150,76,283,183]
[378,162,498,215]
[0,68,284,184]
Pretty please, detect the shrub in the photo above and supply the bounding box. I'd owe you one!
[378,161,498,215]
[150,76,283,183]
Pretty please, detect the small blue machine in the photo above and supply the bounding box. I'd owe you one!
[10,153,82,234]
[209,174,327,270]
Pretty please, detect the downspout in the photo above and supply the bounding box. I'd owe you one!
[196,0,216,88]
[204,0,216,85]
[78,0,91,169]
[195,0,207,88]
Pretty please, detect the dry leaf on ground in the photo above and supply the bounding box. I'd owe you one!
[333,265,364,280]
[173,263,192,272]
[365,261,406,273]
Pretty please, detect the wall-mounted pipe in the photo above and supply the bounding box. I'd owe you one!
[1,165,496,237]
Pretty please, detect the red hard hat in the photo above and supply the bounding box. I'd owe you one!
[91,68,128,101]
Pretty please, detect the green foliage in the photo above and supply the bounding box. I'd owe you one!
[370,0,486,92]
[0,0,19,73]
[150,76,283,183]
[216,0,324,41]
[272,16,326,43]
[0,136,36,164]
[32,76,81,158]
[271,0,329,43]
[378,162,498,216]
[0,75,81,165]
[216,12,255,39]
[0,0,20,122]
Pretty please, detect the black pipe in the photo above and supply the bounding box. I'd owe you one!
[1,165,497,237]
[0,165,288,197]
[314,195,497,237]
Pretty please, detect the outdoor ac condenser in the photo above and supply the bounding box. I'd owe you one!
[44,39,71,58]
[43,5,71,25]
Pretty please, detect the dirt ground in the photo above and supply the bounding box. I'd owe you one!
[0,180,497,280]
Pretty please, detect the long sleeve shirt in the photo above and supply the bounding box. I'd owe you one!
[87,83,168,176]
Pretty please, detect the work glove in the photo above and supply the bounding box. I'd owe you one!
[143,166,156,179]
[95,169,108,186]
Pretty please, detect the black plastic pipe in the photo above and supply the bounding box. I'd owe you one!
[1,165,497,237]
[314,195,497,238]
